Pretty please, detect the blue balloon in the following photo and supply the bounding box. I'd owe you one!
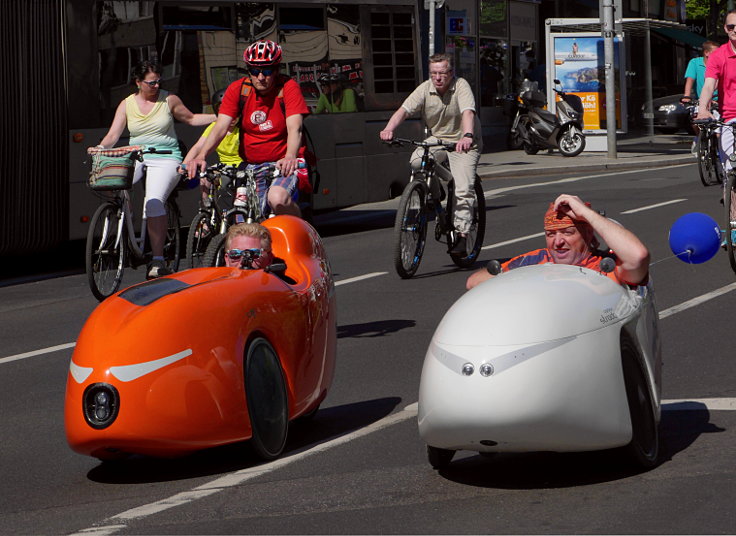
[668,212,721,264]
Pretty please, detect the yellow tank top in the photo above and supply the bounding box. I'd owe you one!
[125,90,181,160]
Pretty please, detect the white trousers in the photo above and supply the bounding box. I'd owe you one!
[132,158,181,218]
[409,136,481,234]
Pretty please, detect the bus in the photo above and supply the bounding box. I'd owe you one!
[1,0,425,255]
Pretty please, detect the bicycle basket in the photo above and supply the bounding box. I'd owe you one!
[88,145,144,191]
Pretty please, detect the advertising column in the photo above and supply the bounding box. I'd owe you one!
[547,32,626,149]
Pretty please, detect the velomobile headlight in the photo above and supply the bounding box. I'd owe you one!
[461,363,474,376]
[479,363,494,377]
[83,383,120,429]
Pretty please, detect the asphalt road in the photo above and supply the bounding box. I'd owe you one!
[1,161,735,534]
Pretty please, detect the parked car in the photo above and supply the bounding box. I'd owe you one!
[640,94,694,134]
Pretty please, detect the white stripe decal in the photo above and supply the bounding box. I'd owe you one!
[109,349,192,382]
[620,199,687,214]
[69,360,93,384]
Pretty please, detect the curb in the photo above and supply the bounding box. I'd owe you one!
[479,153,694,180]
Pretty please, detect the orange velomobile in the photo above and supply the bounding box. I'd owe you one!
[65,215,336,461]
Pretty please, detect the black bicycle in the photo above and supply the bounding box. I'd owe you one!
[389,138,486,279]
[695,118,736,274]
[687,100,724,187]
[185,163,239,269]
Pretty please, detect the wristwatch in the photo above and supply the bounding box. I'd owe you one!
[463,132,474,139]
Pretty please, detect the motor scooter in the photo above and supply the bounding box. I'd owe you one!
[510,78,586,157]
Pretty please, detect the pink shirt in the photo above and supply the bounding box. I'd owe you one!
[706,42,736,121]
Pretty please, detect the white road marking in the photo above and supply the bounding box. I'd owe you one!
[658,282,736,319]
[0,342,76,364]
[620,199,687,214]
[72,395,735,535]
[662,398,736,411]
[71,403,419,536]
[335,271,388,286]
[481,232,545,251]
[482,163,693,199]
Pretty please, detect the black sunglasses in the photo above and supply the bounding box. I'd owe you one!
[142,79,161,87]
[226,248,262,261]
[727,24,736,31]
[249,67,275,77]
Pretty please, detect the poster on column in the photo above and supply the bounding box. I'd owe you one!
[549,33,626,133]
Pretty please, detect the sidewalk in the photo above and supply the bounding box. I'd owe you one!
[478,132,695,179]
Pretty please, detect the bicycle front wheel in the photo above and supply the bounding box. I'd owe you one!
[185,211,215,269]
[697,131,719,187]
[449,177,487,268]
[164,201,181,272]
[393,180,428,279]
[725,172,736,274]
[86,202,126,301]
[202,233,228,267]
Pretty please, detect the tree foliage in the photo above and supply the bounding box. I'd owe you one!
[686,0,729,41]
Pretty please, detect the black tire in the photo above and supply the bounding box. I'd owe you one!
[201,233,228,267]
[163,201,181,272]
[245,337,289,460]
[449,177,486,268]
[427,445,455,470]
[557,125,585,157]
[185,211,215,269]
[621,337,659,468]
[507,128,523,150]
[697,131,719,187]
[523,142,539,155]
[86,202,126,302]
[725,172,736,275]
[712,134,726,185]
[393,181,429,279]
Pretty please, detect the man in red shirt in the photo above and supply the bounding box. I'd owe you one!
[466,194,650,290]
[186,40,307,217]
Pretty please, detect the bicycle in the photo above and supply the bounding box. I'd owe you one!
[695,118,736,274]
[201,163,279,267]
[389,138,486,279]
[184,163,239,269]
[85,146,181,301]
[685,99,724,187]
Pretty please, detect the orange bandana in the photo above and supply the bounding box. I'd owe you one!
[543,202,591,231]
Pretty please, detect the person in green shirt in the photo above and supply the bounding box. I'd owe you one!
[315,73,358,114]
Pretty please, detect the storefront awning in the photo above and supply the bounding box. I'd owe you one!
[652,26,707,47]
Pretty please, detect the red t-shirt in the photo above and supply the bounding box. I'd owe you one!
[501,248,629,285]
[705,43,736,122]
[219,76,309,163]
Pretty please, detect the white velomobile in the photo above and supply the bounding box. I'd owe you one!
[417,262,662,470]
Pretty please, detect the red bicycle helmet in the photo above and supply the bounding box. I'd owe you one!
[243,40,283,66]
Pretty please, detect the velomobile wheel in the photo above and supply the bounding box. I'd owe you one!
[621,339,659,468]
[427,445,455,470]
[245,337,289,460]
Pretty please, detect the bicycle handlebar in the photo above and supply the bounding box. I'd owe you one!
[384,137,456,151]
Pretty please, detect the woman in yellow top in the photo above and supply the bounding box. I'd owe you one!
[91,60,215,279]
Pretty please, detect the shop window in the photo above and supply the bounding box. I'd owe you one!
[480,0,508,39]
[479,38,508,106]
[370,11,416,94]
